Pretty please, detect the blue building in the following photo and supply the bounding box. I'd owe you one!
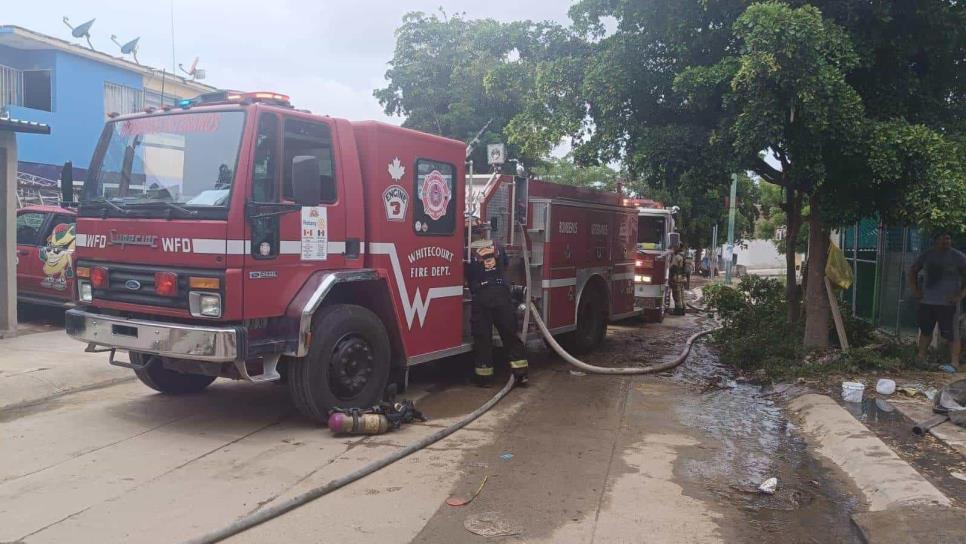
[0,25,214,184]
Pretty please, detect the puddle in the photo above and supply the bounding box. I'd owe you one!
[668,343,863,542]
[843,396,966,506]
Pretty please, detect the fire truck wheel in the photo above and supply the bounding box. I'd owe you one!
[131,354,217,394]
[569,289,608,354]
[289,304,391,424]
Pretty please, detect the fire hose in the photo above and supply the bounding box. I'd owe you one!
[519,221,719,375]
[185,227,718,544]
[183,375,517,544]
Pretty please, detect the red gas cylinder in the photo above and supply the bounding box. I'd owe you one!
[328,411,391,435]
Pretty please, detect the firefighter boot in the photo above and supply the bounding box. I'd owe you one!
[473,364,495,387]
[510,359,529,387]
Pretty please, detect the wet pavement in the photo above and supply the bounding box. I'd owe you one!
[414,314,864,543]
[668,340,862,542]
[2,305,924,542]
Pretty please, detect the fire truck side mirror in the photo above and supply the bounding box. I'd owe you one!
[291,155,322,205]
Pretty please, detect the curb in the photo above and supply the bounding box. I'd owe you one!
[787,393,950,511]
[851,507,966,544]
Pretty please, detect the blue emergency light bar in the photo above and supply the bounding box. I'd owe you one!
[177,90,292,109]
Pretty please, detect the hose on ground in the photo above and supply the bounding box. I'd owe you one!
[188,225,717,543]
[517,220,718,375]
[530,302,719,375]
[183,375,516,544]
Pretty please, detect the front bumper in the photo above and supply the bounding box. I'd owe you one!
[65,309,244,362]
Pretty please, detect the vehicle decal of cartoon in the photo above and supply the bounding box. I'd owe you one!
[40,223,76,290]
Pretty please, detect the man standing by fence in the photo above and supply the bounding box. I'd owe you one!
[909,232,966,373]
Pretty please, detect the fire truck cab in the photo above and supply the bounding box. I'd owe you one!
[632,200,678,322]
[65,91,638,422]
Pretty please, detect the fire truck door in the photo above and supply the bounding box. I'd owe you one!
[242,113,348,319]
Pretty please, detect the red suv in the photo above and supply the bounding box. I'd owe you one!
[16,206,77,307]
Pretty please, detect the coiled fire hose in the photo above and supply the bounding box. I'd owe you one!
[186,227,718,544]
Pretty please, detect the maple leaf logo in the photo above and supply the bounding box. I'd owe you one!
[388,157,406,181]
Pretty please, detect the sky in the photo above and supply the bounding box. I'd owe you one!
[6,1,575,124]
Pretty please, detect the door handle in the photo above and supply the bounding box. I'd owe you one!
[16,250,29,256]
[345,238,361,259]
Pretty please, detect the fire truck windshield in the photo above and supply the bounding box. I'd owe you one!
[83,111,245,213]
[638,215,666,250]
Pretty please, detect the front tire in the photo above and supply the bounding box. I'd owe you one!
[288,304,391,424]
[131,353,216,394]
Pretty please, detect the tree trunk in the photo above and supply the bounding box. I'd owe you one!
[803,197,831,349]
[785,190,802,323]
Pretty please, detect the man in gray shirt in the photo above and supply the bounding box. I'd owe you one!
[909,232,966,372]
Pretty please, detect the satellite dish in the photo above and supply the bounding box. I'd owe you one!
[110,34,140,64]
[63,17,95,50]
[178,57,204,80]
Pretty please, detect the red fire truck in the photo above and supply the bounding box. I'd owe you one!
[630,199,679,322]
[65,91,638,421]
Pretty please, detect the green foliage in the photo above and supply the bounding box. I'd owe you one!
[375,11,583,167]
[867,121,966,234]
[704,276,804,378]
[704,276,881,379]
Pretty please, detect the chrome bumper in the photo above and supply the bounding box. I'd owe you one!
[65,309,243,362]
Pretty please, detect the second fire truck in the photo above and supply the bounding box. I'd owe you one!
[631,199,679,322]
[65,91,640,422]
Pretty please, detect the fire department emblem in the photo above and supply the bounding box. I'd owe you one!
[382,184,409,222]
[418,170,451,221]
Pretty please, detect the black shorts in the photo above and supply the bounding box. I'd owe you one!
[917,303,957,340]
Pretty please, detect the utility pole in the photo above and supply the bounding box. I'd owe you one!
[711,224,718,277]
[724,173,738,284]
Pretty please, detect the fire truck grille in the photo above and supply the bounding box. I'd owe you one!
[79,261,220,311]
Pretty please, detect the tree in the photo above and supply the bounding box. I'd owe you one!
[375,11,582,167]
[512,0,966,350]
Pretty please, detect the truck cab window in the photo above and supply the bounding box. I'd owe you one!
[413,159,457,236]
[252,114,278,202]
[282,119,335,203]
[16,212,46,245]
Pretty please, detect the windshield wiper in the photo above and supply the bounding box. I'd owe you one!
[84,198,130,215]
[129,200,199,219]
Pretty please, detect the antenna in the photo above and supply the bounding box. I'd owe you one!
[110,34,140,64]
[63,17,95,50]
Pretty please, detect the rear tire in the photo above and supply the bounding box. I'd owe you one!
[568,287,608,354]
[131,353,216,394]
[288,304,391,424]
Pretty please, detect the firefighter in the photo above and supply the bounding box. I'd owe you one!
[669,243,687,316]
[466,239,529,387]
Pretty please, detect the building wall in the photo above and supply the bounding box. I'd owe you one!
[4,50,142,172]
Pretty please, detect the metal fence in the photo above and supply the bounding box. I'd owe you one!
[839,221,926,339]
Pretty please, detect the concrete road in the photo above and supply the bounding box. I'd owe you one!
[0,314,863,543]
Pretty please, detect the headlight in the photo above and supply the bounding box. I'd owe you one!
[634,275,653,283]
[189,291,222,318]
[78,281,93,302]
[199,294,222,317]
